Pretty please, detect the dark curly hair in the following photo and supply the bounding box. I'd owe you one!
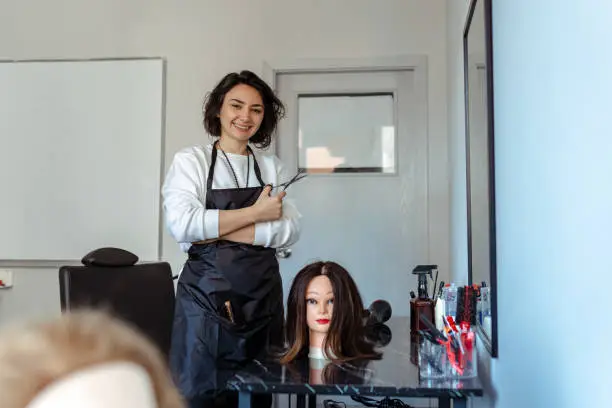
[202,70,285,149]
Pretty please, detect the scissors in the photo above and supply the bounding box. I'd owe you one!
[269,170,307,192]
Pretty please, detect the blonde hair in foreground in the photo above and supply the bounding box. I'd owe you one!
[0,310,184,408]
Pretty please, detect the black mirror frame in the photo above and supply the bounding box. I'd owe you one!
[464,0,498,358]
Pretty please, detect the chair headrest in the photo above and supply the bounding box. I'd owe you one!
[81,248,139,267]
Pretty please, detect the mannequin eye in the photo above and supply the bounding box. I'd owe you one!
[327,298,334,305]
[306,298,317,305]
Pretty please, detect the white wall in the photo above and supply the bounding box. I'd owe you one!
[447,0,612,407]
[0,0,449,328]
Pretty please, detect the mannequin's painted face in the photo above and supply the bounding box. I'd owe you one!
[306,275,334,335]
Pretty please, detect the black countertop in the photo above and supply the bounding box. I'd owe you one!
[225,317,484,399]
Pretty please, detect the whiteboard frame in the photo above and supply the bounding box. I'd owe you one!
[0,57,167,267]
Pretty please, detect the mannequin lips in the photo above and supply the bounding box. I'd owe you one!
[316,319,330,325]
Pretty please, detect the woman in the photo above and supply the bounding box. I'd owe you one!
[280,261,381,365]
[162,70,301,407]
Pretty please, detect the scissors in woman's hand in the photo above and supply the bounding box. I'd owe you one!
[268,171,307,192]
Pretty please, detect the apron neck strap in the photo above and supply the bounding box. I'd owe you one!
[208,140,265,190]
[247,145,266,187]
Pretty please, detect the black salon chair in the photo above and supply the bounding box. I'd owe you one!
[59,247,175,357]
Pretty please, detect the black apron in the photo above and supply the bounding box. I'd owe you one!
[169,142,283,403]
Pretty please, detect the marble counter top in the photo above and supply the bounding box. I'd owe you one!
[225,317,483,399]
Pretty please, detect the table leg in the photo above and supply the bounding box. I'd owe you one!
[453,398,467,408]
[238,391,251,408]
[296,394,306,408]
[308,394,316,408]
[438,397,451,408]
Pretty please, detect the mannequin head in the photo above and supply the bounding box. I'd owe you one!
[0,310,184,408]
[280,261,382,364]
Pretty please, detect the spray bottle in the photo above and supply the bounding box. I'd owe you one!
[410,265,436,335]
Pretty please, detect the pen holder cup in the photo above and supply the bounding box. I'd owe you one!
[418,331,478,379]
[418,340,448,379]
[451,332,477,378]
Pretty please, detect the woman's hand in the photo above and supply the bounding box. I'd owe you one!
[251,185,286,222]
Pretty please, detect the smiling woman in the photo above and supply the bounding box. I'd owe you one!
[280,261,382,364]
[203,70,285,151]
[162,70,302,408]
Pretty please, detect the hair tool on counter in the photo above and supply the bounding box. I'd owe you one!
[363,300,392,324]
[431,266,439,301]
[364,322,392,347]
[418,314,447,344]
[433,280,446,332]
[455,285,473,326]
[434,281,445,307]
[363,300,393,347]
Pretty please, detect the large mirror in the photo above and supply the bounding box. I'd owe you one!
[464,0,498,357]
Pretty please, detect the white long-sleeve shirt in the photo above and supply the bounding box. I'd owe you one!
[162,144,301,252]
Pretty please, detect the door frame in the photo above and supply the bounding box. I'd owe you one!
[262,55,429,156]
[261,55,433,257]
[262,55,428,85]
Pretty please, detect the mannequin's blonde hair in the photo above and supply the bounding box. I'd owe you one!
[0,310,184,408]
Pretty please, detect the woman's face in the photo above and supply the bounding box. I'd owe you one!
[218,83,264,144]
[305,275,334,335]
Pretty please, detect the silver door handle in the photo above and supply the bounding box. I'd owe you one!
[276,248,292,259]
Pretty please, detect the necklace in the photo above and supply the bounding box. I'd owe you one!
[219,146,250,188]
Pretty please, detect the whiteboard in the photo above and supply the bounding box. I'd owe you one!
[0,58,165,261]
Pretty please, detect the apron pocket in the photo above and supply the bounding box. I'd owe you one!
[200,317,248,367]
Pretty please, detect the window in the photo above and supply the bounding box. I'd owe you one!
[297,93,396,174]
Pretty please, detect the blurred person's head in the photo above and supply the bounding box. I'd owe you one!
[0,310,184,408]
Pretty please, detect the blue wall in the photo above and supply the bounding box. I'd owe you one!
[492,0,611,406]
